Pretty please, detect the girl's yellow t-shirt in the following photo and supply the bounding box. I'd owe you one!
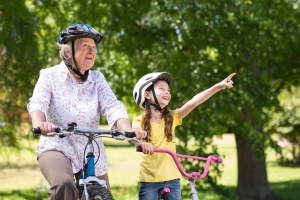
[132,109,182,182]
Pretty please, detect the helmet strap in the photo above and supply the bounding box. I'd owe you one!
[144,85,167,113]
[65,40,89,81]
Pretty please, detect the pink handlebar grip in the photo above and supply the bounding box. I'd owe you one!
[136,145,143,152]
[212,155,223,163]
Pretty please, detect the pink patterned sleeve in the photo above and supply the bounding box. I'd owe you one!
[27,69,51,115]
[97,74,129,128]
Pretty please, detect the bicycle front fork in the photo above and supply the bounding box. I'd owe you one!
[76,143,107,199]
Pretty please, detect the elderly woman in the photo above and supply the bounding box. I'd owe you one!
[27,23,147,199]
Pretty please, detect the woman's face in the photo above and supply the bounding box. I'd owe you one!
[74,38,97,73]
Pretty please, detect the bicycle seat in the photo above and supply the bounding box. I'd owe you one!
[158,186,170,199]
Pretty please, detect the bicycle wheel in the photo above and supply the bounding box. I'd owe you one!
[80,184,114,200]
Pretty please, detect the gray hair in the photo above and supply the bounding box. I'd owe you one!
[57,41,73,65]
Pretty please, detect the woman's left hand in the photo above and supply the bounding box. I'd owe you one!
[133,129,148,140]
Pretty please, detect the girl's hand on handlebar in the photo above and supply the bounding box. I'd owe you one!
[132,129,147,140]
[140,142,154,155]
[37,122,56,136]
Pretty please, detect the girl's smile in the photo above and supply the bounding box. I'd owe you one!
[151,80,171,108]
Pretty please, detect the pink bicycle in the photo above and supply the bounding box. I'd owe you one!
[136,146,222,200]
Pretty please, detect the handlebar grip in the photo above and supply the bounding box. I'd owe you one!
[212,155,223,163]
[32,127,41,134]
[136,146,142,152]
[124,132,136,138]
[32,127,60,134]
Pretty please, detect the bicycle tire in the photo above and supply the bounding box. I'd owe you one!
[80,184,114,200]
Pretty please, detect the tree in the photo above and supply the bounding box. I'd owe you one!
[267,86,300,164]
[87,1,300,199]
[0,0,40,146]
[2,0,300,199]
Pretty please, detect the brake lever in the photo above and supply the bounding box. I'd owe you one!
[113,135,127,141]
[127,138,140,143]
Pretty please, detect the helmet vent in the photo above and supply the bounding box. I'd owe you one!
[58,23,103,44]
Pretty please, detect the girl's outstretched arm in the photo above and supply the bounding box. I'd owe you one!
[178,73,236,119]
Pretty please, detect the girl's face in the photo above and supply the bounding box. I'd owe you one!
[146,80,171,108]
[74,38,97,73]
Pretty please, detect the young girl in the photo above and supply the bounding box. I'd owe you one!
[132,72,235,200]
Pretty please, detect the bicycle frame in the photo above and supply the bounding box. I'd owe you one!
[33,122,138,200]
[136,146,222,200]
[76,133,108,199]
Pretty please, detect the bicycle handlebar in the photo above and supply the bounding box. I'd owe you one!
[136,146,222,179]
[32,122,137,141]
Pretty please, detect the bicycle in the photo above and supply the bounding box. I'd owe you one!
[136,146,222,200]
[32,122,139,200]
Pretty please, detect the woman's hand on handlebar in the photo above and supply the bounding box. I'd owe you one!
[140,142,154,155]
[132,129,147,140]
[37,122,56,136]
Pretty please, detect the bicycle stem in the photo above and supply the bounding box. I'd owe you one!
[189,177,199,200]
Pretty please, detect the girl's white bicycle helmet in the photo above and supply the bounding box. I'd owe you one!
[133,72,172,109]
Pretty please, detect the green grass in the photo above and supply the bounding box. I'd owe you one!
[0,134,299,200]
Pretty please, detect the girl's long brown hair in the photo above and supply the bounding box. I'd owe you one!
[141,86,174,142]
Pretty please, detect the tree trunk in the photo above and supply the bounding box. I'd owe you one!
[235,134,279,200]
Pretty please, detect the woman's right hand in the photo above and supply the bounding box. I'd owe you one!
[37,122,57,136]
[140,142,154,155]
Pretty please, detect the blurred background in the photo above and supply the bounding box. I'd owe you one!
[0,0,300,199]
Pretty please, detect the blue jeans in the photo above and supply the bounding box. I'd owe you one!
[139,179,182,200]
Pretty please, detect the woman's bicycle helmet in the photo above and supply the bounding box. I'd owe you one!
[58,23,103,45]
[58,23,103,81]
[133,72,172,111]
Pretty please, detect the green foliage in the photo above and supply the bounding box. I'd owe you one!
[266,86,300,164]
[0,0,40,146]
[1,0,300,198]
